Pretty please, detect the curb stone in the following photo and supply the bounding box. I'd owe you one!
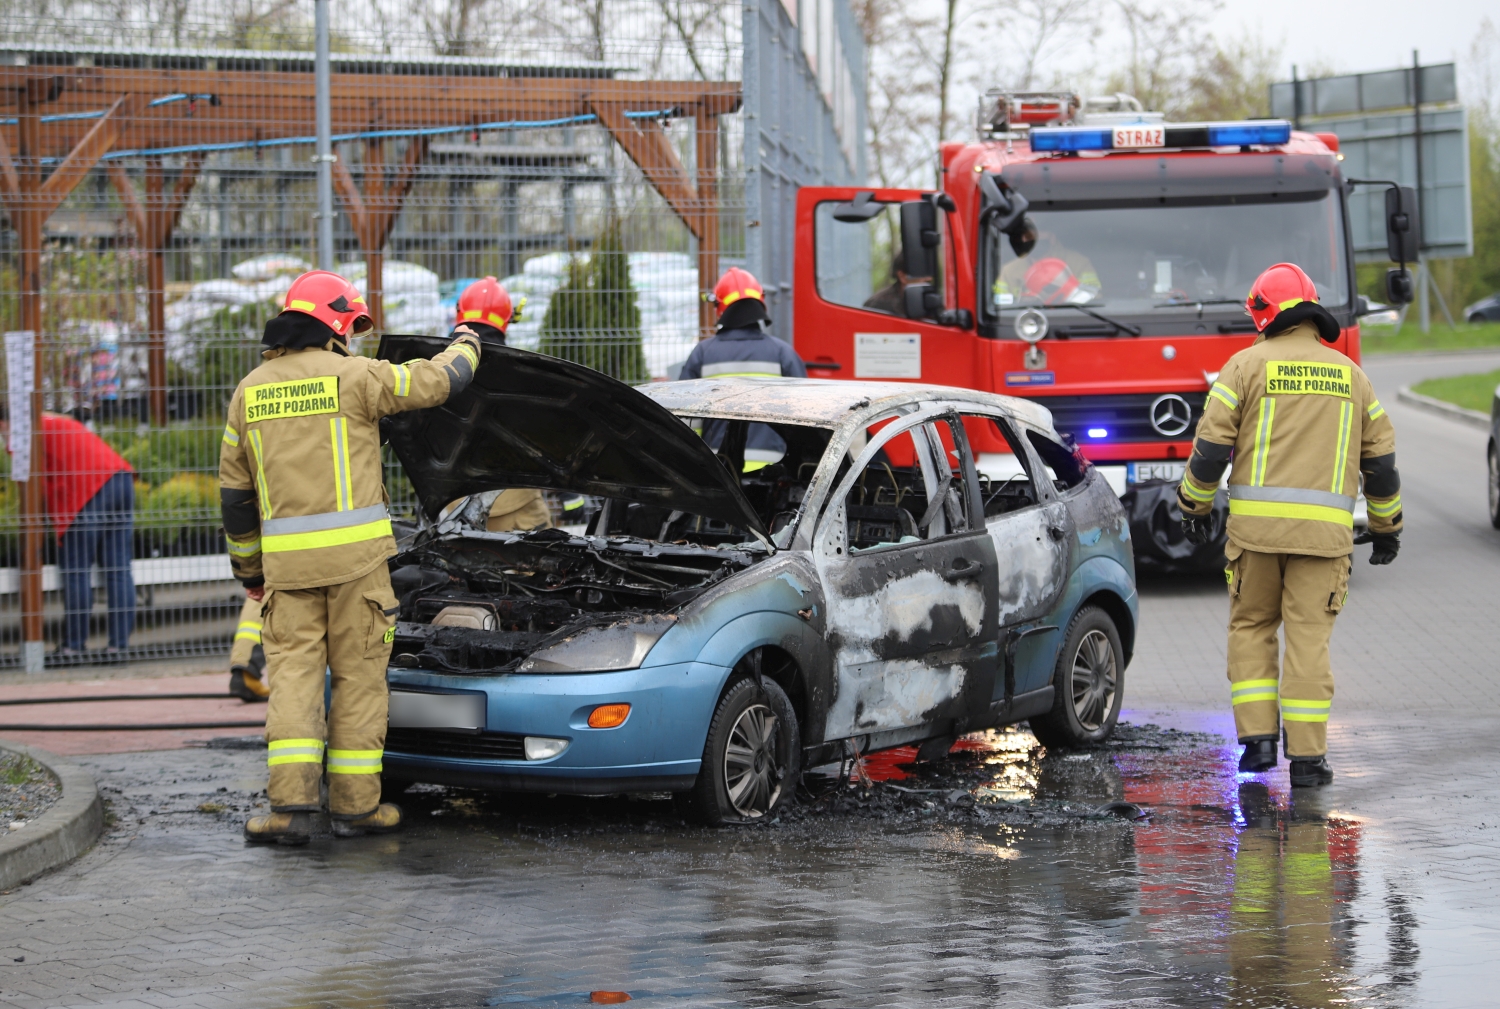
[0,740,103,891]
[1396,385,1492,432]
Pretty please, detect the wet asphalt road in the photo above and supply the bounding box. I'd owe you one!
[1,351,1499,1008]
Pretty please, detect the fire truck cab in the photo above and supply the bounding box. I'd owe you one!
[793,92,1378,571]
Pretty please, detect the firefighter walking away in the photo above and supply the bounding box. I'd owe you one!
[1177,263,1402,787]
[221,270,482,844]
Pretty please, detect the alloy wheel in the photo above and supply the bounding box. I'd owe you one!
[1069,629,1118,731]
[723,703,781,818]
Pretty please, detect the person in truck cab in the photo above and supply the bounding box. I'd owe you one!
[1176,262,1402,788]
[863,249,930,318]
[994,230,1101,307]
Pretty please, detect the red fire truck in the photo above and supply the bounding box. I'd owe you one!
[792,92,1414,571]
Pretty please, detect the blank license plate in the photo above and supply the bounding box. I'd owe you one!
[388,690,486,730]
[1127,461,1187,484]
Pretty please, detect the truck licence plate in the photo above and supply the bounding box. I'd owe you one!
[388,690,486,730]
[1127,461,1187,484]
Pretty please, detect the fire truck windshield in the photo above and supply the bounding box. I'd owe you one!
[982,190,1350,334]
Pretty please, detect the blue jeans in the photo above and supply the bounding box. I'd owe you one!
[58,471,136,651]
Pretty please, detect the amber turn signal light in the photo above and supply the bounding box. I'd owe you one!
[587,703,631,728]
[590,993,631,1005]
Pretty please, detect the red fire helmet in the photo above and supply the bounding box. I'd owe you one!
[280,270,373,337]
[713,267,764,313]
[1022,258,1079,306]
[456,276,514,331]
[1245,262,1320,332]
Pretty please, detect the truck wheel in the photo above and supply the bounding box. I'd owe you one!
[1489,442,1500,529]
[680,676,801,826]
[1029,606,1124,749]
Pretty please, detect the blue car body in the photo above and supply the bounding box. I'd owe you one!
[376,338,1137,796]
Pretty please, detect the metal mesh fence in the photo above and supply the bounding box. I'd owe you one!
[0,1,861,669]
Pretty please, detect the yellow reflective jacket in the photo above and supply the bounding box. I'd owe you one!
[1178,322,1401,557]
[219,333,479,590]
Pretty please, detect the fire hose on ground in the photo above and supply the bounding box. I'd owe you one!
[0,694,265,731]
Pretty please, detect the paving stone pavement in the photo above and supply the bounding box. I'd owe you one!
[0,350,1496,1008]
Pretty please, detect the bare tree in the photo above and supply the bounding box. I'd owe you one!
[1102,0,1222,114]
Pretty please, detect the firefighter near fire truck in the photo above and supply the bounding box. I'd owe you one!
[221,270,482,845]
[1176,263,1402,786]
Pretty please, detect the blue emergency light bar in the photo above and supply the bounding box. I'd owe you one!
[1030,120,1293,152]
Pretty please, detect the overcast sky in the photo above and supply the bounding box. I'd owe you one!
[1208,0,1492,79]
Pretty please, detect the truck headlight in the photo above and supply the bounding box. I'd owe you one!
[517,616,676,673]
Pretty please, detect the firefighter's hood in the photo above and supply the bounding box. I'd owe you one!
[376,334,768,537]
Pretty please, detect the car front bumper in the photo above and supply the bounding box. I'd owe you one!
[382,659,730,793]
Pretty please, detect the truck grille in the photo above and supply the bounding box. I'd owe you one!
[385,727,526,761]
[1035,392,1203,443]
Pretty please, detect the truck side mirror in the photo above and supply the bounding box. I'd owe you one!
[1008,214,1038,257]
[900,200,940,281]
[832,191,884,223]
[903,283,944,320]
[1385,269,1415,306]
[1385,186,1420,265]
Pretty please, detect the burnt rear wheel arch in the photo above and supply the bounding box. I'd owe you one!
[1079,589,1134,667]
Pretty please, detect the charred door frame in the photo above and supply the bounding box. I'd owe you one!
[812,406,1000,742]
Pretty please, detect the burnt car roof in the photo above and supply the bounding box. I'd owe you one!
[639,377,1056,431]
[377,336,768,537]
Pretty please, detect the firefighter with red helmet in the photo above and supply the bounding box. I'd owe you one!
[679,268,806,470]
[448,277,554,531]
[1177,262,1402,786]
[222,270,481,844]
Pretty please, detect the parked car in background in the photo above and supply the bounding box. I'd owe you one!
[1465,293,1500,324]
[375,337,1139,824]
[1489,382,1500,528]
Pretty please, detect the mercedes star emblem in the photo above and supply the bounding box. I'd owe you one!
[1148,393,1192,437]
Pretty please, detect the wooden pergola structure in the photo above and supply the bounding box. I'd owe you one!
[1,54,739,666]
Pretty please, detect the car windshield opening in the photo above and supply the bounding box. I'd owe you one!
[983,191,1350,333]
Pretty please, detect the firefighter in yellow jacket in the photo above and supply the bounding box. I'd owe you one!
[221,270,481,844]
[1178,263,1401,787]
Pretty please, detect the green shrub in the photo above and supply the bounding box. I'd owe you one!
[538,223,648,384]
[138,472,220,531]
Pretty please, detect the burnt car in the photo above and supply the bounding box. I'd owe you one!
[376,336,1138,824]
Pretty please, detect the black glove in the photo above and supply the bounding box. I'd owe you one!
[1353,529,1400,565]
[1181,512,1214,546]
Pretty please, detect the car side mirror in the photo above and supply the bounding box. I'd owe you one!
[1385,268,1415,306]
[900,200,940,281]
[1385,186,1420,264]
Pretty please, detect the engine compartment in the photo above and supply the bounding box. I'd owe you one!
[387,528,758,675]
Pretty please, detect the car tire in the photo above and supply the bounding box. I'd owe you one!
[1489,442,1500,530]
[680,675,802,826]
[1029,605,1124,749]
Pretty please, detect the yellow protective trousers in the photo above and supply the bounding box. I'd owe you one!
[1225,548,1350,758]
[261,565,398,817]
[229,595,264,671]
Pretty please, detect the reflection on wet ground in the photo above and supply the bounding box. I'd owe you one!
[0,721,1451,1008]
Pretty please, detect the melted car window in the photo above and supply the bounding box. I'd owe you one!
[1026,429,1091,490]
[589,420,834,547]
[846,422,971,552]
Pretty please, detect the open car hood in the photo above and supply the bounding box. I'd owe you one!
[377,335,768,539]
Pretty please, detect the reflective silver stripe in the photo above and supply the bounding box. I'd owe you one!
[700,360,782,378]
[261,503,389,537]
[1228,485,1355,512]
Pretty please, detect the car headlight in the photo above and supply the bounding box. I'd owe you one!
[517,616,676,673]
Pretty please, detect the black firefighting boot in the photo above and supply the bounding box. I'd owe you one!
[228,665,269,702]
[332,803,403,838]
[1289,756,1334,787]
[1238,737,1278,773]
[243,811,311,845]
